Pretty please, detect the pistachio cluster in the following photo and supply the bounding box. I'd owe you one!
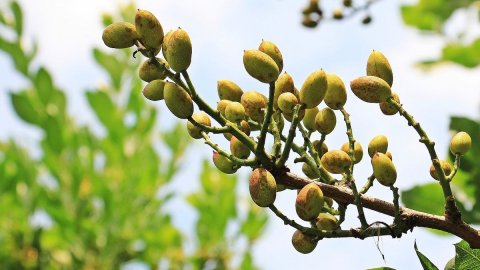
[103,9,473,254]
[301,0,374,28]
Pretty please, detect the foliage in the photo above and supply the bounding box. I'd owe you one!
[0,2,267,269]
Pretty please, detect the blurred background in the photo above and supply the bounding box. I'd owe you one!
[0,0,479,269]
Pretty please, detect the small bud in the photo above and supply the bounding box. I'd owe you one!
[296,183,324,221]
[142,80,165,101]
[368,135,388,157]
[299,70,328,109]
[320,150,352,174]
[187,112,211,139]
[315,108,336,134]
[449,131,472,155]
[163,82,193,119]
[249,168,277,207]
[350,76,392,103]
[372,153,397,186]
[163,28,192,72]
[292,230,317,254]
[102,22,139,49]
[367,50,393,87]
[217,80,243,102]
[258,40,284,73]
[243,50,280,83]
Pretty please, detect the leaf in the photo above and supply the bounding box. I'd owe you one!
[34,67,54,105]
[401,183,444,216]
[240,203,268,242]
[86,90,118,133]
[0,37,29,75]
[414,241,439,270]
[454,240,480,270]
[10,91,41,125]
[441,39,480,68]
[10,1,23,36]
[93,48,124,90]
[44,116,63,153]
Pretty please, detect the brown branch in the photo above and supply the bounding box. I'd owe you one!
[275,171,480,248]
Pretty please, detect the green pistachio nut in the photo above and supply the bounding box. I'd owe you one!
[350,76,392,103]
[429,160,452,180]
[217,80,243,102]
[303,107,319,131]
[277,92,298,114]
[449,131,472,155]
[230,136,250,159]
[295,182,324,221]
[274,72,295,109]
[368,135,388,157]
[217,99,232,117]
[313,140,328,156]
[139,58,169,82]
[163,82,193,119]
[367,50,393,87]
[372,152,397,186]
[243,50,279,83]
[249,168,277,207]
[315,213,338,231]
[299,70,328,109]
[142,79,166,101]
[163,28,192,72]
[258,40,283,73]
[324,73,347,109]
[225,102,246,122]
[315,107,336,134]
[320,150,352,174]
[292,230,318,254]
[241,91,267,123]
[102,22,139,49]
[302,163,319,179]
[379,92,400,115]
[135,9,163,52]
[187,112,212,139]
[340,141,363,164]
[161,30,173,59]
[213,151,237,174]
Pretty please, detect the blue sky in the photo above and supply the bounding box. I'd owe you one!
[1,0,479,269]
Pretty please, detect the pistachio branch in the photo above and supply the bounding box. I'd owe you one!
[201,132,257,166]
[298,123,321,166]
[187,117,232,134]
[256,82,276,155]
[447,154,461,181]
[276,105,303,167]
[360,174,376,194]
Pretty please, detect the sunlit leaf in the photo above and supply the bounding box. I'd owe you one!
[454,240,480,270]
[401,183,444,216]
[10,91,41,125]
[10,1,23,36]
[93,48,124,90]
[414,241,439,270]
[34,67,54,105]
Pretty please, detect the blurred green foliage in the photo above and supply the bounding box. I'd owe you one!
[0,1,267,269]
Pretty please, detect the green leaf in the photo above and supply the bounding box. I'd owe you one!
[454,240,480,270]
[34,67,54,105]
[441,39,480,68]
[240,203,268,242]
[93,48,124,90]
[44,116,63,153]
[86,90,119,133]
[414,241,439,270]
[239,252,259,270]
[401,183,444,216]
[10,1,23,36]
[10,91,41,125]
[0,37,29,75]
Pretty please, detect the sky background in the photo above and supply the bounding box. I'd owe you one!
[1,0,479,269]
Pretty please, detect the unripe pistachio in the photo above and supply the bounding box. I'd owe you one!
[341,141,363,164]
[217,80,243,102]
[367,50,393,87]
[135,9,163,52]
[162,30,173,59]
[368,135,388,157]
[315,108,336,134]
[187,112,211,139]
[102,22,139,49]
[225,102,246,122]
[274,72,295,109]
[315,213,338,231]
[139,58,169,82]
[303,0,321,14]
[324,73,347,109]
[282,108,305,122]
[350,76,392,103]
[217,100,232,117]
[278,92,298,114]
[224,120,251,141]
[296,183,324,221]
[379,92,400,115]
[372,152,397,186]
[429,160,452,180]
[333,8,343,20]
[213,151,237,174]
[303,107,319,131]
[258,40,283,73]
[249,168,277,207]
[230,136,250,159]
[162,28,192,72]
[164,82,193,119]
[302,163,319,179]
[444,257,455,270]
[241,91,267,123]
[313,140,328,156]
[449,131,472,155]
[142,79,165,101]
[299,70,328,109]
[292,230,317,254]
[320,150,352,174]
[243,50,279,83]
